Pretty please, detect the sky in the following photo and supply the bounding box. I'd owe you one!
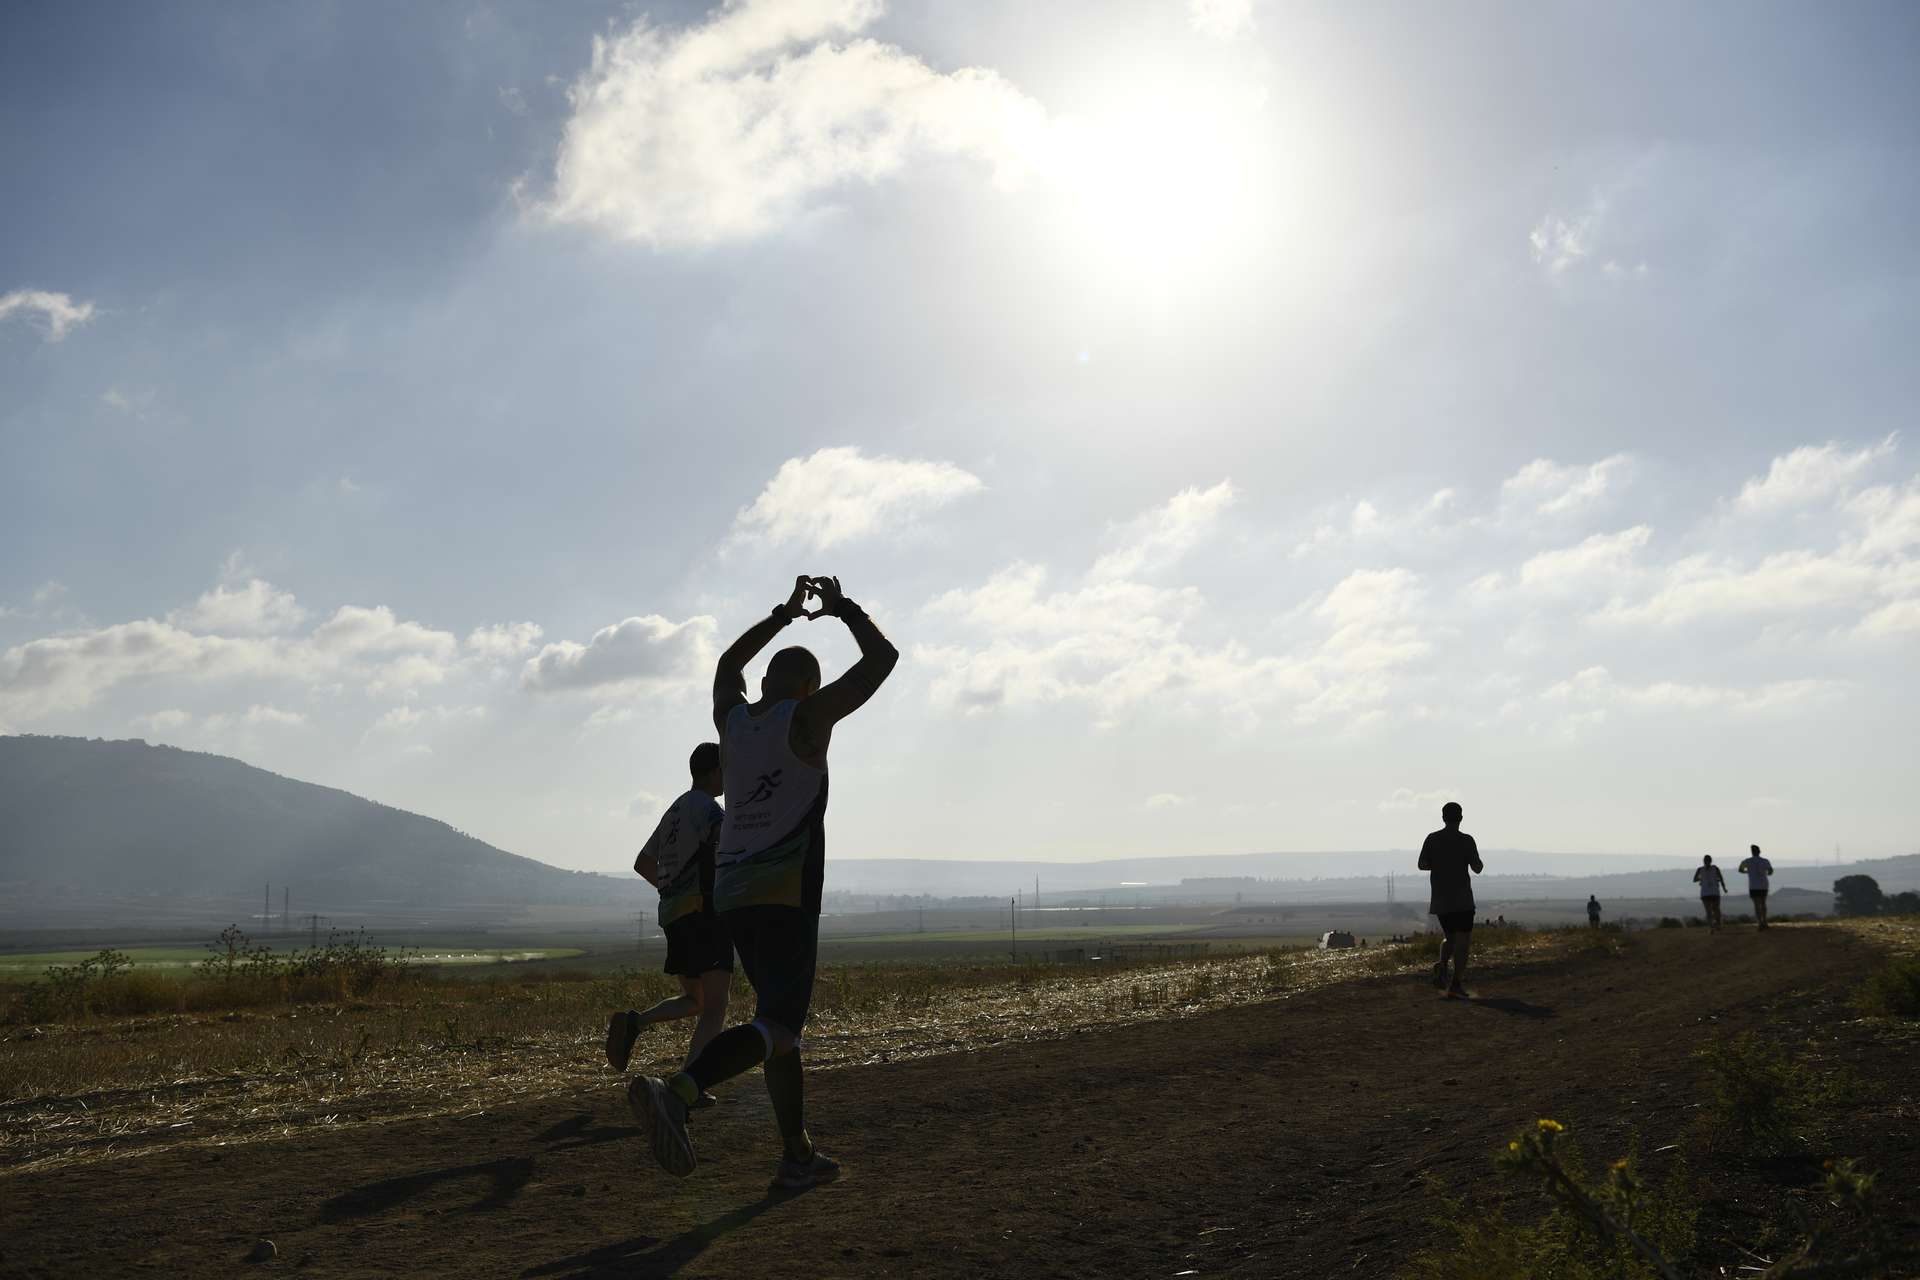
[3,0,1917,875]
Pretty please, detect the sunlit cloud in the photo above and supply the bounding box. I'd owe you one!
[0,288,95,341]
[540,0,1048,246]
[730,446,982,551]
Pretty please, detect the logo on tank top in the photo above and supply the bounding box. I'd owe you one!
[737,769,783,805]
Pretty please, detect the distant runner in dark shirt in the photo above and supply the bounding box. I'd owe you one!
[1418,801,1483,999]
[1587,895,1601,928]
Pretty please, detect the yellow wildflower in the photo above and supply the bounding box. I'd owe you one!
[1536,1118,1565,1134]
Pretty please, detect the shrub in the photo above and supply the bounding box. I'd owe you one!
[1656,918,1682,929]
[1692,1032,1824,1146]
[1405,1120,1696,1280]
[1854,955,1920,1018]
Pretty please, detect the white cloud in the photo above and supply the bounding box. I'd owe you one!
[521,614,717,694]
[0,289,96,341]
[1186,0,1255,39]
[0,585,462,722]
[1529,211,1596,274]
[1542,665,1843,715]
[1143,791,1191,809]
[1379,787,1459,812]
[1292,489,1455,560]
[233,704,307,729]
[1514,526,1651,594]
[731,446,982,551]
[168,578,308,635]
[629,790,666,819]
[1736,437,1897,513]
[541,0,1049,247]
[466,621,545,662]
[1846,480,1920,559]
[1597,550,1883,628]
[1501,454,1632,516]
[131,708,193,735]
[1090,481,1234,580]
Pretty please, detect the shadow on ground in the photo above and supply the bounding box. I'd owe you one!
[322,1156,537,1221]
[522,1192,804,1279]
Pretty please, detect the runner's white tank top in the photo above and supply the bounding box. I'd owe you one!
[713,700,827,911]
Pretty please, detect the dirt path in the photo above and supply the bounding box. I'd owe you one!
[2,926,1908,1279]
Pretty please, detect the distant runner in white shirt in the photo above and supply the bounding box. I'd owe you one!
[1693,855,1728,933]
[1738,844,1775,931]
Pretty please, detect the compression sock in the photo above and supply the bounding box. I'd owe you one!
[764,1049,811,1163]
[671,1024,768,1103]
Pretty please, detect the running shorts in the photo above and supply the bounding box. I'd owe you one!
[663,910,734,978]
[722,903,819,1034]
[1437,910,1475,934]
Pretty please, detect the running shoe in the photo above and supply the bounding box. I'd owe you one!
[1431,960,1449,990]
[1446,982,1472,1001]
[605,1010,641,1071]
[770,1150,841,1192]
[628,1076,696,1177]
[691,1091,719,1110]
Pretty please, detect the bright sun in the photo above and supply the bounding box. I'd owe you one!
[1044,84,1272,282]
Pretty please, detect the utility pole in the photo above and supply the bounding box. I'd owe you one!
[1010,896,1017,963]
[282,886,288,933]
[634,913,647,954]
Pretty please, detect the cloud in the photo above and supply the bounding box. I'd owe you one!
[1143,791,1191,809]
[206,704,308,732]
[521,614,717,694]
[1291,489,1455,560]
[1529,211,1596,275]
[1513,526,1651,595]
[1379,787,1459,812]
[1596,550,1883,628]
[731,446,982,551]
[1090,481,1234,580]
[1736,437,1897,513]
[629,790,666,819]
[168,578,308,635]
[466,621,544,662]
[541,0,1049,247]
[0,289,95,341]
[0,583,463,723]
[131,708,192,735]
[1542,665,1843,715]
[917,488,1426,727]
[1501,454,1632,517]
[1186,0,1255,38]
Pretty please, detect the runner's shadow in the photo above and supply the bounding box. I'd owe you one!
[1467,996,1555,1019]
[535,1111,641,1151]
[522,1191,805,1278]
[321,1156,535,1221]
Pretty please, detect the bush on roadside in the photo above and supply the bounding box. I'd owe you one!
[1854,955,1920,1018]
[1404,1120,1696,1280]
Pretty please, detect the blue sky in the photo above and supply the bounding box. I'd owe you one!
[3,0,1917,873]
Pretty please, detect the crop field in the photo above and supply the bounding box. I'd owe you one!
[0,946,587,974]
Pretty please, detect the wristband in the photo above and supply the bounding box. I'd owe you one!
[770,604,796,624]
[830,597,864,619]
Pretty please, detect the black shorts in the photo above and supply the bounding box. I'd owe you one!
[663,911,734,978]
[1437,910,1474,934]
[1749,890,1767,902]
[722,904,819,1035]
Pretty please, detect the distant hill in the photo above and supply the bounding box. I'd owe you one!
[0,735,646,908]
[828,850,1920,902]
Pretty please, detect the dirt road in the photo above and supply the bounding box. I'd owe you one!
[3,925,1911,1278]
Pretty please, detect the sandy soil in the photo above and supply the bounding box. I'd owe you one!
[3,925,1913,1279]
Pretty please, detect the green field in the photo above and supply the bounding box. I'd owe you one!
[0,947,583,974]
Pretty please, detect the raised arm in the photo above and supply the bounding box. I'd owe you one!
[795,576,898,738]
[713,576,814,733]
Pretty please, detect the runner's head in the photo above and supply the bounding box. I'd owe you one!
[689,741,722,795]
[1750,844,1760,855]
[1441,801,1462,827]
[764,646,821,700]
[1702,854,1714,865]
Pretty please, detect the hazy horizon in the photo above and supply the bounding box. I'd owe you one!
[5,1,1918,878]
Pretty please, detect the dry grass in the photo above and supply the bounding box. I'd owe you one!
[0,930,1605,1176]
